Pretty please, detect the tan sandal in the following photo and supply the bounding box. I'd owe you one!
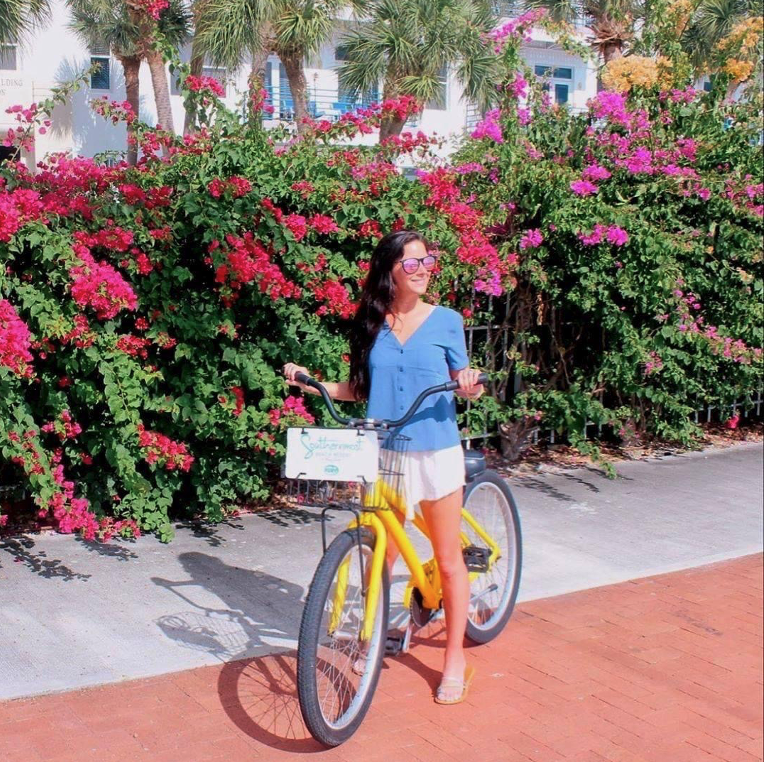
[434,665,475,705]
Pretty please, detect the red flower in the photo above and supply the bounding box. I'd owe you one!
[308,214,340,235]
[284,214,308,241]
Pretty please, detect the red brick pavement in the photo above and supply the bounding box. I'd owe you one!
[2,554,762,762]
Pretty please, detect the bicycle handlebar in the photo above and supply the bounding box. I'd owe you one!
[294,371,489,429]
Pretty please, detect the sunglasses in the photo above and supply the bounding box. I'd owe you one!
[399,255,438,275]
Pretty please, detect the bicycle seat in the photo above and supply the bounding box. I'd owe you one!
[463,449,486,482]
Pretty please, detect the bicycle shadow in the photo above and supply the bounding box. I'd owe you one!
[218,652,325,752]
[150,552,323,752]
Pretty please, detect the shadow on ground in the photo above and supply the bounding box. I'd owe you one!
[0,536,91,580]
[151,552,305,661]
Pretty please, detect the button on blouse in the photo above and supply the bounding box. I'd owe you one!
[367,306,469,452]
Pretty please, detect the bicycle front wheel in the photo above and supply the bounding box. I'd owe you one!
[462,470,522,644]
[297,528,390,747]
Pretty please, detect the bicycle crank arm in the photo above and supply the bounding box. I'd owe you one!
[469,584,499,604]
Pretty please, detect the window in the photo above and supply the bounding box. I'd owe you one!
[536,64,573,105]
[89,42,110,89]
[0,42,17,70]
[90,57,110,89]
[426,66,448,111]
[534,65,572,79]
[335,44,350,62]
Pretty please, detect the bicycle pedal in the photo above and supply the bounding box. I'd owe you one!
[463,545,491,573]
[384,634,404,656]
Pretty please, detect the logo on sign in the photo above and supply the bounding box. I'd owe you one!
[301,431,363,460]
[324,464,339,475]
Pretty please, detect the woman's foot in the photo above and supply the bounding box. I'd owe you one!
[435,664,475,705]
[435,654,469,703]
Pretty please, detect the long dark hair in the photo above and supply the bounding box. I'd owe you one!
[349,230,427,400]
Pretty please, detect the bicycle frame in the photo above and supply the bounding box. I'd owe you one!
[341,478,499,642]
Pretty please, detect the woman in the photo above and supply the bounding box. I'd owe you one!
[284,230,484,705]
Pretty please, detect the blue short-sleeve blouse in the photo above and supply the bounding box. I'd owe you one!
[367,306,469,451]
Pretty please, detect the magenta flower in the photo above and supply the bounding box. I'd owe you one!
[582,165,611,182]
[570,180,598,196]
[471,110,503,143]
[0,299,33,376]
[519,229,544,250]
[606,226,629,246]
[507,74,528,100]
[588,91,629,125]
[578,225,605,246]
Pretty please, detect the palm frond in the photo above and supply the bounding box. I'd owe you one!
[194,0,270,68]
[0,0,51,44]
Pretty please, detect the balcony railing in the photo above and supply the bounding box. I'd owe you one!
[491,1,594,28]
[262,85,420,125]
[465,102,589,129]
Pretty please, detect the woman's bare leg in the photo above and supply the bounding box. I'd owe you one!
[420,488,469,701]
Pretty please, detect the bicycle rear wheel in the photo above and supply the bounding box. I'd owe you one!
[462,470,522,644]
[297,528,390,747]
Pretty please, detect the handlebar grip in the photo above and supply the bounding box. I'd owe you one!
[295,371,312,385]
[447,372,490,392]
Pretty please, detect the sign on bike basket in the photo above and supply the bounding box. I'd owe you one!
[285,427,379,482]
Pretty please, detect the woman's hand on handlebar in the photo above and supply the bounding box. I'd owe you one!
[454,367,485,400]
[283,363,315,394]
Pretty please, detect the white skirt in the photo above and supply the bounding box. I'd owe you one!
[381,445,465,520]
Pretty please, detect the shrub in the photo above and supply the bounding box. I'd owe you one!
[0,84,478,540]
[1,17,761,537]
[451,11,763,457]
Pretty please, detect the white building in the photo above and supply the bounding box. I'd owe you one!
[0,0,599,167]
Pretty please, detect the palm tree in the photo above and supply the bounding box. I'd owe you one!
[0,0,50,45]
[69,1,142,163]
[680,0,758,74]
[338,0,498,141]
[124,0,189,133]
[68,0,189,138]
[525,0,636,62]
[194,0,354,133]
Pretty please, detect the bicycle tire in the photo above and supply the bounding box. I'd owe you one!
[297,528,390,747]
[462,470,522,644]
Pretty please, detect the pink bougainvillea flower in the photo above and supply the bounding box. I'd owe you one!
[0,299,34,377]
[582,164,612,182]
[606,226,629,246]
[69,250,138,319]
[308,214,340,235]
[471,110,503,143]
[284,213,308,241]
[570,179,598,196]
[519,229,544,250]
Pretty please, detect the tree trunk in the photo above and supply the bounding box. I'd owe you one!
[146,48,175,133]
[378,77,406,142]
[183,42,205,134]
[118,54,141,166]
[601,41,623,64]
[280,50,309,134]
[249,44,270,93]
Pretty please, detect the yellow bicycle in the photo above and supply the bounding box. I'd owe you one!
[287,372,522,747]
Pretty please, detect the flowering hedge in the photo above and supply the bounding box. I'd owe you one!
[1,13,762,538]
[0,83,472,540]
[450,12,763,456]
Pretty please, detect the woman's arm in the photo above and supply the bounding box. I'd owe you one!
[283,363,359,402]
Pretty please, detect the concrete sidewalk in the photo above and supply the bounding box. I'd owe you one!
[3,554,761,762]
[0,442,761,702]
